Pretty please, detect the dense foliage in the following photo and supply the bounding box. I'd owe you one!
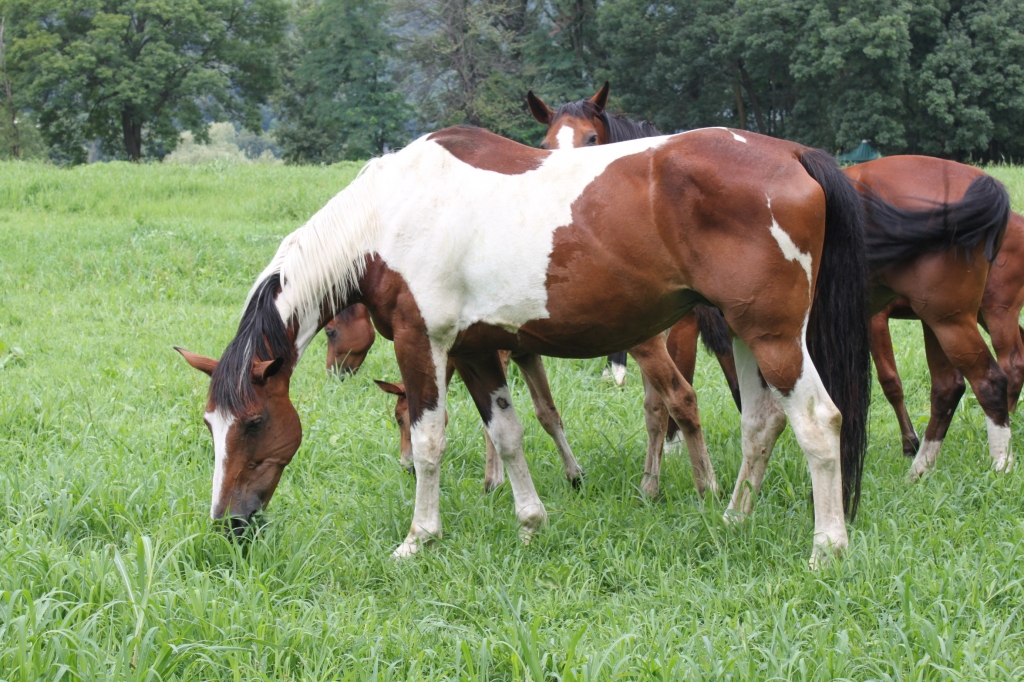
[1,0,1023,162]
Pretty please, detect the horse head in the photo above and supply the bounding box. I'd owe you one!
[527,82,610,150]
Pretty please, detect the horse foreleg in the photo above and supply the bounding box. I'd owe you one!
[392,337,450,559]
[725,338,787,521]
[870,306,920,457]
[982,307,1024,415]
[511,352,583,488]
[629,335,717,498]
[454,353,547,542]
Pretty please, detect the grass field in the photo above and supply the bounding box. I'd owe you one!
[2,159,1024,680]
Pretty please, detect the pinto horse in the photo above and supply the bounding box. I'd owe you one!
[541,84,1017,489]
[526,84,740,402]
[845,156,1016,478]
[177,125,872,566]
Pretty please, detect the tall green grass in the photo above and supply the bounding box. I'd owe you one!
[1,160,1023,680]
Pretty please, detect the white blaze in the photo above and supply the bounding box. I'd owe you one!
[205,410,236,518]
[555,125,575,150]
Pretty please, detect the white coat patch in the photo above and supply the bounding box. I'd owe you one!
[712,126,747,143]
[766,195,812,288]
[372,134,672,340]
[205,410,235,518]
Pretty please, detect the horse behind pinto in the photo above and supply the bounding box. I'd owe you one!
[527,83,739,399]
[177,125,872,567]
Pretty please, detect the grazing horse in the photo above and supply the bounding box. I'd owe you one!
[177,125,872,566]
[844,156,1016,478]
[324,303,376,374]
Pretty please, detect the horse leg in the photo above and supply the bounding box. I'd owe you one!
[511,352,584,487]
[664,314,699,445]
[639,371,670,496]
[745,333,848,566]
[629,335,718,498]
[724,338,787,520]
[603,351,628,386]
[392,337,450,558]
[870,307,920,457]
[982,307,1024,415]
[453,353,547,542]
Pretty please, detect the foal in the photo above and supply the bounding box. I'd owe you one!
[324,303,376,375]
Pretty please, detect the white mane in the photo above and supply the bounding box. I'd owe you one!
[247,156,388,329]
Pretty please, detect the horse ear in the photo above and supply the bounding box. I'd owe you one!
[526,90,554,125]
[589,81,610,113]
[252,357,285,383]
[175,347,218,377]
[374,379,406,396]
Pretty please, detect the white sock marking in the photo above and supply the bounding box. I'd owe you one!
[985,417,1013,472]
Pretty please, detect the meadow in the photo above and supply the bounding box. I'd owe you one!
[2,159,1024,681]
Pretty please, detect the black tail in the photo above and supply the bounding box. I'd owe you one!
[606,351,627,369]
[860,175,1010,274]
[800,149,872,520]
[695,304,732,356]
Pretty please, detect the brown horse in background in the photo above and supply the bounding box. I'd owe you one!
[324,303,376,374]
[845,156,1017,478]
[527,83,743,472]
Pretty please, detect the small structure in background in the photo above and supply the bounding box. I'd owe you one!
[837,139,882,165]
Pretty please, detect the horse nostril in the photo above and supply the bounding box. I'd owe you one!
[228,515,251,538]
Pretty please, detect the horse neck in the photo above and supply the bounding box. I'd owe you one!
[265,160,386,358]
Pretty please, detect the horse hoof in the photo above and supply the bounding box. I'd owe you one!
[568,472,584,490]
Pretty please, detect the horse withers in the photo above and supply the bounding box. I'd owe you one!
[177,125,871,567]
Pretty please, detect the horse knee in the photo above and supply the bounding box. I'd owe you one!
[411,412,447,471]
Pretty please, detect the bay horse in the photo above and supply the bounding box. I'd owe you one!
[845,156,1016,478]
[177,125,872,567]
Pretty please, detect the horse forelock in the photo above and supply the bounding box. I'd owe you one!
[210,273,295,414]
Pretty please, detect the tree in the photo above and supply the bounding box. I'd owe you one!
[275,0,410,163]
[26,0,286,162]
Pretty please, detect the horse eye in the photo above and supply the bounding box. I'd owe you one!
[244,416,264,434]
[585,135,597,146]
[324,328,337,339]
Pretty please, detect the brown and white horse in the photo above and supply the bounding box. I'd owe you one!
[541,85,1016,488]
[177,125,872,566]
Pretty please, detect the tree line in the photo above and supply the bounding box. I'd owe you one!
[1,0,1022,164]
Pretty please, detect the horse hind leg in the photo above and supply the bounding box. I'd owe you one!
[915,316,1011,477]
[870,307,920,457]
[724,338,787,521]
[453,353,547,542]
[746,333,848,568]
[512,352,583,487]
[629,335,718,498]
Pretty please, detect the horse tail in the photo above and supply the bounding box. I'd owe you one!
[860,174,1011,273]
[695,304,732,356]
[799,149,872,520]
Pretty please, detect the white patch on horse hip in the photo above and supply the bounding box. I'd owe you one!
[766,195,812,289]
[205,410,235,519]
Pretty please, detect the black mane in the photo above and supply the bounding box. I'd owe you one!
[210,273,295,413]
[551,100,661,142]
